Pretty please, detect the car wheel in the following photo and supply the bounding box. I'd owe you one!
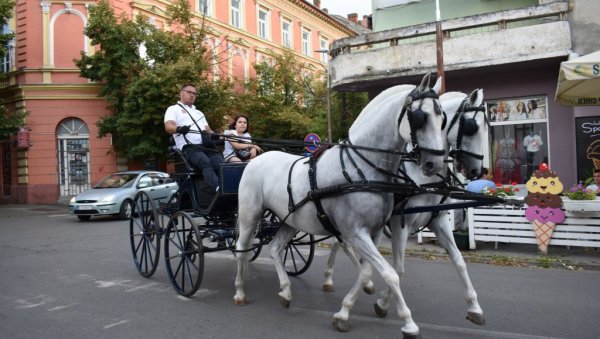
[77,215,91,221]
[119,199,133,220]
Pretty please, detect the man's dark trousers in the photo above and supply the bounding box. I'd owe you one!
[182,146,223,190]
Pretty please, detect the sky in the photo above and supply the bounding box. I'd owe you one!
[320,0,373,18]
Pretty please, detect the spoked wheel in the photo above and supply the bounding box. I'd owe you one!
[284,231,315,276]
[164,211,204,297]
[129,191,161,278]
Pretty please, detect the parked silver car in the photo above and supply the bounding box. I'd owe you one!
[69,171,178,221]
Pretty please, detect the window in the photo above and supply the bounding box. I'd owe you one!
[231,0,241,28]
[258,8,269,40]
[281,19,291,48]
[302,28,311,56]
[319,38,328,63]
[485,96,549,184]
[1,25,12,73]
[197,0,212,17]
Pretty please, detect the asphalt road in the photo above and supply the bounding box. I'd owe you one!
[1,210,599,339]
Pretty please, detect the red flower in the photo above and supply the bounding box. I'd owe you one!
[504,187,510,192]
[490,189,496,193]
[495,183,502,187]
[514,188,520,192]
[511,181,517,186]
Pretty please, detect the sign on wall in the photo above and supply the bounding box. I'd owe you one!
[17,126,30,149]
[486,96,547,125]
[575,116,600,182]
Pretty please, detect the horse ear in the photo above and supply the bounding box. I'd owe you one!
[432,76,443,94]
[418,72,432,92]
[469,88,484,106]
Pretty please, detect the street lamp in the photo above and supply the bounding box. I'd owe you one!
[315,49,333,143]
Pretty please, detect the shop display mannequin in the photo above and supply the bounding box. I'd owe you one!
[496,128,517,183]
[523,130,543,178]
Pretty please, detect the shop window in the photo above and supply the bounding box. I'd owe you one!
[486,96,548,184]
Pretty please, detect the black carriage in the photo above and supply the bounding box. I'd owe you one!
[128,145,315,297]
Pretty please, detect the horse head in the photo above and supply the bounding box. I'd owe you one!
[398,73,446,176]
[444,88,486,180]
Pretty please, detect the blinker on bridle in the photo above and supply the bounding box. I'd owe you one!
[447,98,487,161]
[398,87,446,159]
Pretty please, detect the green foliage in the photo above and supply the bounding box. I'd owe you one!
[0,106,28,140]
[75,0,226,160]
[0,0,26,140]
[0,0,14,58]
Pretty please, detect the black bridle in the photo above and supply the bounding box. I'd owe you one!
[398,87,447,160]
[446,98,488,162]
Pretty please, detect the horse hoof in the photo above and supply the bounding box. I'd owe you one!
[234,298,247,306]
[278,295,291,308]
[402,331,421,339]
[363,285,375,295]
[467,312,486,325]
[322,284,334,293]
[374,303,388,318]
[333,318,350,332]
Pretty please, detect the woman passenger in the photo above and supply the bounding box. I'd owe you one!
[223,114,262,162]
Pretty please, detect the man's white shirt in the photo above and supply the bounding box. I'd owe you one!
[164,102,210,150]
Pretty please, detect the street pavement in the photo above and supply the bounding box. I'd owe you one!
[1,203,599,271]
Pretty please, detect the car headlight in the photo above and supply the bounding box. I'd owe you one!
[99,195,116,203]
[70,196,76,203]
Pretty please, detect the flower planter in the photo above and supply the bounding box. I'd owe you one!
[561,197,600,213]
[452,230,470,251]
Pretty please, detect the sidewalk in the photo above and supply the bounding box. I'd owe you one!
[388,236,600,271]
[2,203,599,270]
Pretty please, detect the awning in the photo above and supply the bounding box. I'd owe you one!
[555,50,600,106]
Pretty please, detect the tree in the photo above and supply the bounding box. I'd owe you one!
[75,0,232,160]
[237,50,327,142]
[0,0,27,140]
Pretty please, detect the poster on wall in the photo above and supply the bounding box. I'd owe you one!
[486,96,547,125]
[575,116,600,182]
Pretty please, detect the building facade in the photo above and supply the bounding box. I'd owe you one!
[330,0,600,187]
[0,0,353,204]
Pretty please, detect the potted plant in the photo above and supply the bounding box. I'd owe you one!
[562,182,600,212]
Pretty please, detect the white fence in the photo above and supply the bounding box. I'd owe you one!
[418,199,600,251]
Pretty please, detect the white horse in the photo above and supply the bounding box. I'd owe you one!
[234,74,446,337]
[321,89,489,327]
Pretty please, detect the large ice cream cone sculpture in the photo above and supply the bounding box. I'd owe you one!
[524,165,565,254]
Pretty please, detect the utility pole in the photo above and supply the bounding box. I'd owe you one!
[315,49,332,143]
[435,0,446,94]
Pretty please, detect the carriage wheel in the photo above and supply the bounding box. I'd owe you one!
[129,191,161,278]
[284,231,315,276]
[164,211,204,297]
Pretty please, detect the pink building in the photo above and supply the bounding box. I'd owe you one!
[0,0,353,204]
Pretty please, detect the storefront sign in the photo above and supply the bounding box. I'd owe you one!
[17,126,30,149]
[575,116,600,182]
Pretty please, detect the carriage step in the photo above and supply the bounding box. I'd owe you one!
[158,202,179,214]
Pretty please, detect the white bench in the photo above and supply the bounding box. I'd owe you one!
[418,199,600,251]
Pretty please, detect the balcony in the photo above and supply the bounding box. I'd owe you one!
[329,1,571,91]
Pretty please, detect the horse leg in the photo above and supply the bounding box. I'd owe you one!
[333,232,419,337]
[375,218,410,318]
[431,218,485,325]
[269,225,298,308]
[322,240,339,292]
[233,210,262,306]
[323,240,375,294]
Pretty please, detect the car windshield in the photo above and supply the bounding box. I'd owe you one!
[95,173,138,189]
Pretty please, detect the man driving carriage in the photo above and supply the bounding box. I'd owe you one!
[164,84,224,191]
